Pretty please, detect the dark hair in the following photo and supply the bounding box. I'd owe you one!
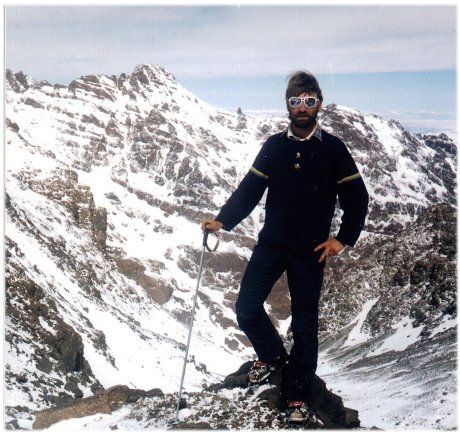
[285,70,323,101]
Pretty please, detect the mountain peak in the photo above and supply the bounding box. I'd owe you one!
[131,64,177,87]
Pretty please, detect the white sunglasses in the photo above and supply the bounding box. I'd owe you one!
[288,96,321,109]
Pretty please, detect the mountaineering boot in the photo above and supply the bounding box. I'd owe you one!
[248,352,288,384]
[286,400,310,425]
[285,401,323,428]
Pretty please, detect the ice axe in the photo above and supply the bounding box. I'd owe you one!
[173,228,219,424]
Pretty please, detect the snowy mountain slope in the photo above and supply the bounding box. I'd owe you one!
[29,327,455,431]
[316,202,457,429]
[320,104,456,234]
[318,323,456,429]
[5,66,282,221]
[5,167,243,429]
[5,64,456,430]
[4,65,284,429]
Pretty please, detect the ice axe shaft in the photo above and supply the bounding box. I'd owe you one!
[174,230,218,422]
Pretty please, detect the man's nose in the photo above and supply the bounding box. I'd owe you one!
[297,103,308,112]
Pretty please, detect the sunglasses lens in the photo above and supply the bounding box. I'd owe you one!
[289,97,301,108]
[306,98,317,107]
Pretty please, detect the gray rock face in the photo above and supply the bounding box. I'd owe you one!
[320,202,456,337]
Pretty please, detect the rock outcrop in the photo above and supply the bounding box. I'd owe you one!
[205,361,360,429]
[33,385,164,429]
[23,169,108,251]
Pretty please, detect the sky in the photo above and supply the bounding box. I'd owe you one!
[4,2,458,137]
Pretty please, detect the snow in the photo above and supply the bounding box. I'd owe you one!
[430,314,457,338]
[38,316,57,335]
[372,316,424,356]
[343,295,379,347]
[5,170,243,397]
[319,325,457,430]
[317,301,457,431]
[322,355,457,430]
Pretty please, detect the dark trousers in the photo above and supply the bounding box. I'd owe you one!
[235,242,324,402]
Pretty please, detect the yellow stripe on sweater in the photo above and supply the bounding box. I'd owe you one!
[250,166,269,180]
[337,172,361,185]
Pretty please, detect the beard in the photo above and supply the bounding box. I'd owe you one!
[288,109,319,130]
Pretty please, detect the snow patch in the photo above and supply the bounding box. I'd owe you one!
[343,295,379,348]
[372,316,424,356]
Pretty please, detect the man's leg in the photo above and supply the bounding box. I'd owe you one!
[282,256,324,402]
[235,243,287,363]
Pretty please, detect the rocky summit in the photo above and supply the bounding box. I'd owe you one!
[31,363,358,430]
[5,64,456,430]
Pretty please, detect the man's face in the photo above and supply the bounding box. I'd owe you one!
[287,92,322,130]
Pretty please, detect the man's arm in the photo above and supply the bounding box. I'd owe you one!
[201,140,271,233]
[314,173,368,262]
[213,169,268,231]
[335,176,369,247]
[332,138,369,247]
[314,138,369,261]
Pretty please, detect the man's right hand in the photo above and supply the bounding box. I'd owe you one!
[200,219,223,233]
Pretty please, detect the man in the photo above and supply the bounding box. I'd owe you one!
[201,70,368,425]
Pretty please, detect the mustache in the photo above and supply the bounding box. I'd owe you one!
[289,109,317,116]
[293,113,317,119]
[288,110,318,123]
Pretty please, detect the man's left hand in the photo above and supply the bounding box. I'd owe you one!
[314,238,345,263]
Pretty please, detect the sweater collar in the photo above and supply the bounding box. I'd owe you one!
[287,122,322,142]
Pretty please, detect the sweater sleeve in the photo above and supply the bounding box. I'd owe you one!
[215,141,270,231]
[333,140,369,247]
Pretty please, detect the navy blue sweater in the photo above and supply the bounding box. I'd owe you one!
[216,128,369,258]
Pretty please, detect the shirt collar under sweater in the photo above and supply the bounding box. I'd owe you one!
[287,122,322,142]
